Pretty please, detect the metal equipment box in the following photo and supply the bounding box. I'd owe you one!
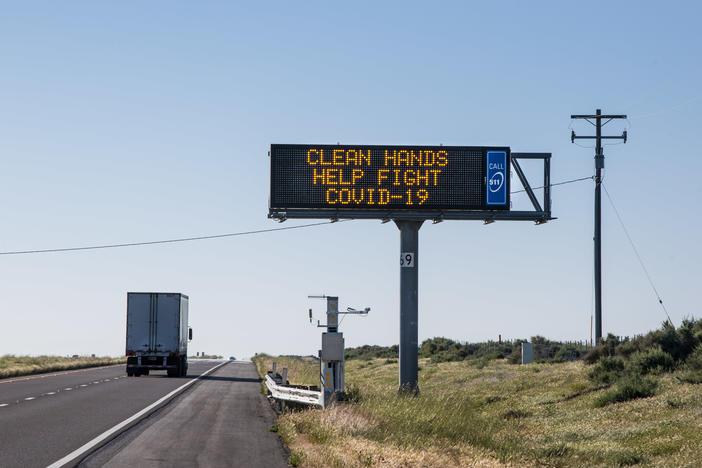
[321,333,344,361]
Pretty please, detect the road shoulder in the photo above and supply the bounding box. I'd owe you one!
[81,361,289,468]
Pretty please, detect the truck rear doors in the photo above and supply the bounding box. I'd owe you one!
[127,293,181,354]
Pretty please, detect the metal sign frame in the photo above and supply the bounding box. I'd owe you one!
[269,148,553,393]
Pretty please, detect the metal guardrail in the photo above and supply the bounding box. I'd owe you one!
[265,373,323,407]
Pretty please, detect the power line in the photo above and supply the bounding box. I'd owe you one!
[511,175,593,194]
[602,183,673,326]
[0,220,351,256]
[0,175,602,257]
[573,141,595,149]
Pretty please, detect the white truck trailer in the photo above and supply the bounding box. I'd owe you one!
[125,292,192,377]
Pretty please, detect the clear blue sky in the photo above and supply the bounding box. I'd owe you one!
[1,2,700,359]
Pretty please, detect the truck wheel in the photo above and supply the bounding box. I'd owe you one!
[127,371,134,377]
[167,368,177,377]
[143,370,150,376]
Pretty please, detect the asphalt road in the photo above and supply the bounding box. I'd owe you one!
[82,361,289,468]
[0,360,222,468]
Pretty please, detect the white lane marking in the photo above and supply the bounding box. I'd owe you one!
[0,364,124,384]
[15,377,122,402]
[47,362,227,468]
[112,378,119,380]
[0,403,8,407]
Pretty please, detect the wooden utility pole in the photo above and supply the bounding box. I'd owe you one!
[571,109,627,344]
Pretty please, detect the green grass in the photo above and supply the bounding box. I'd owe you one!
[255,355,702,467]
[0,354,126,379]
[289,449,305,467]
[594,373,658,407]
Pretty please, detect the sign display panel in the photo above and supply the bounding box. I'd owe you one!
[486,150,508,206]
[269,144,510,214]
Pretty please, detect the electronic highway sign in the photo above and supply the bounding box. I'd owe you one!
[269,144,510,218]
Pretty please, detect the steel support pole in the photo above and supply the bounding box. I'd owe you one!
[594,109,603,344]
[395,220,423,393]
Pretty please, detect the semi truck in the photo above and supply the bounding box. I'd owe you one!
[125,292,192,377]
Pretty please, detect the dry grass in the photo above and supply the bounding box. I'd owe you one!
[0,355,126,379]
[254,355,702,467]
[253,354,320,387]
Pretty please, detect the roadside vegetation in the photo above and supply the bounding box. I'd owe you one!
[253,353,320,387]
[0,355,126,379]
[255,319,702,467]
[345,335,590,365]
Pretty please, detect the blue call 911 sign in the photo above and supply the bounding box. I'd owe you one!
[486,151,508,206]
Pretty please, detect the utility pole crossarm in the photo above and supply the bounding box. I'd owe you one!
[572,135,626,140]
[570,114,627,119]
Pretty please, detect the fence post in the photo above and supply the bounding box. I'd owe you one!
[272,362,277,375]
[282,368,288,384]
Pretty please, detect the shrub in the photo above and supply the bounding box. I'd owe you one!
[345,344,398,360]
[344,384,362,403]
[501,409,530,420]
[531,335,549,345]
[588,356,625,385]
[610,451,644,466]
[676,318,699,361]
[583,345,608,365]
[666,398,684,408]
[553,346,583,363]
[594,373,657,407]
[656,323,683,360]
[419,337,463,358]
[602,333,622,351]
[677,344,702,384]
[429,349,467,363]
[677,372,702,384]
[507,348,521,364]
[640,329,660,350]
[685,343,702,371]
[630,347,675,375]
[615,339,641,359]
[289,450,305,467]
